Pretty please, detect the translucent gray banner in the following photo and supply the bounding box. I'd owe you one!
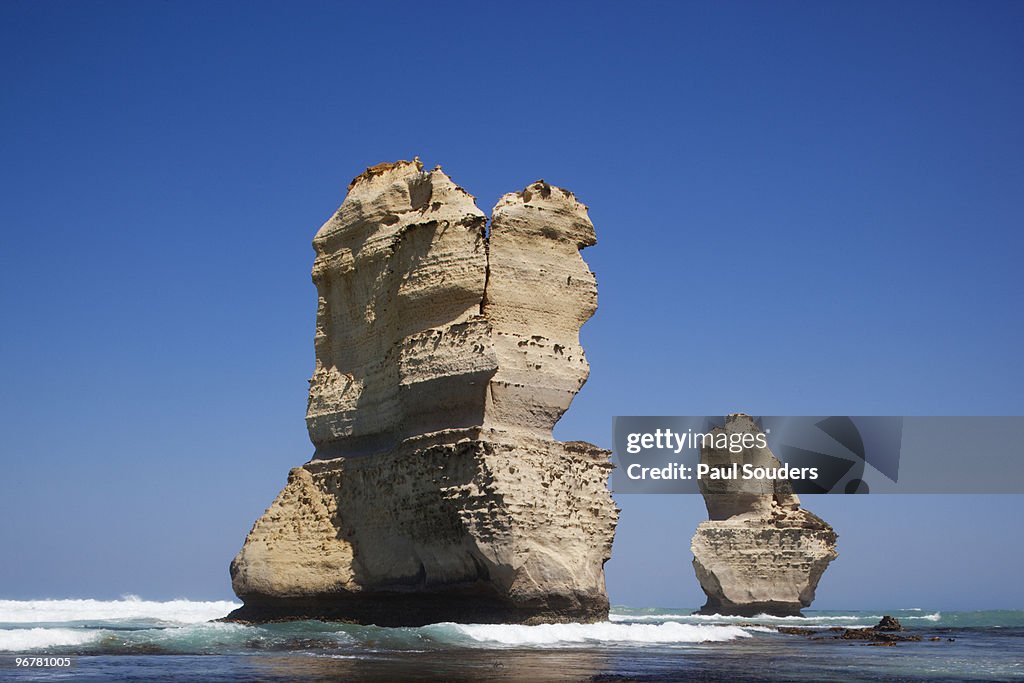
[611,416,1024,493]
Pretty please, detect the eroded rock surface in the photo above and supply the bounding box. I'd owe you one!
[691,414,837,616]
[229,160,618,625]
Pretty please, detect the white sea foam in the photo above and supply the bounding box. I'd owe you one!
[0,628,101,651]
[610,612,872,623]
[441,621,751,646]
[750,612,942,623]
[715,613,881,622]
[609,613,695,622]
[609,611,942,625]
[0,598,241,624]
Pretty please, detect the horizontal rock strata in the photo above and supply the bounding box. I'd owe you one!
[229,160,618,625]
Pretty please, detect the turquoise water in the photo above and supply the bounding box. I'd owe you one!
[612,606,1024,629]
[0,600,1021,681]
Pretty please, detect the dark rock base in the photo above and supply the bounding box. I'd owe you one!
[224,587,610,627]
[697,598,804,617]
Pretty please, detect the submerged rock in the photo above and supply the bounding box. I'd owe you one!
[876,615,905,631]
[691,414,838,616]
[779,616,924,644]
[228,160,618,625]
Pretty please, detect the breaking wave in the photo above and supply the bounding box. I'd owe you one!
[608,609,942,626]
[0,597,240,625]
[0,628,101,651]
[0,599,754,654]
[430,621,750,646]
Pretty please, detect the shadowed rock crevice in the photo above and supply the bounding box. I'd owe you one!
[229,160,618,625]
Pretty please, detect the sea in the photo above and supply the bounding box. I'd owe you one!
[0,598,1021,682]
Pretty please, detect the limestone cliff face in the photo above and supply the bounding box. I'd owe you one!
[305,160,491,458]
[483,184,597,437]
[691,414,837,616]
[229,160,618,625]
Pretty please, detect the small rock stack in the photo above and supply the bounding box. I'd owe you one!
[691,414,838,616]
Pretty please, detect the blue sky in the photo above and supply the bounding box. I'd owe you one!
[1,1,1021,610]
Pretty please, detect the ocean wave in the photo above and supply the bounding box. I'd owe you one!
[0,598,240,625]
[609,611,942,625]
[739,612,942,623]
[430,621,751,647]
[104,621,262,654]
[0,620,752,655]
[0,622,268,654]
[610,612,872,623]
[609,612,688,623]
[0,628,101,651]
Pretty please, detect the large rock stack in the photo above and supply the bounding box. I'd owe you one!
[228,160,618,626]
[691,414,838,616]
